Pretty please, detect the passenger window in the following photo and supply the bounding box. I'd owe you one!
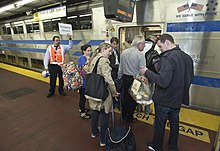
[18,57,28,67]
[67,11,92,30]
[26,22,40,33]
[3,27,11,35]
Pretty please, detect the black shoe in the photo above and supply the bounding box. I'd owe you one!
[47,93,54,98]
[59,91,66,96]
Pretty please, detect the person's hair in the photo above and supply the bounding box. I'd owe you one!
[126,38,132,44]
[89,42,112,64]
[110,37,119,44]
[81,44,91,54]
[146,35,157,43]
[132,35,145,45]
[52,36,60,41]
[159,34,174,43]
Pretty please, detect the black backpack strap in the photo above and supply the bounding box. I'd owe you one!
[92,57,103,73]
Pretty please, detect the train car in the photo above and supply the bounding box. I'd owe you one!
[0,0,219,114]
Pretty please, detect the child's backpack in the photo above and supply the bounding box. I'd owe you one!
[105,125,136,151]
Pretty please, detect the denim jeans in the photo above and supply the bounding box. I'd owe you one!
[91,110,109,144]
[152,103,180,151]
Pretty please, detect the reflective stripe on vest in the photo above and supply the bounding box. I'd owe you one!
[49,45,64,65]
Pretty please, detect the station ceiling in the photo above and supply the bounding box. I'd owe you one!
[0,0,102,21]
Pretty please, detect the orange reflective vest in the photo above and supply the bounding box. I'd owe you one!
[49,45,65,65]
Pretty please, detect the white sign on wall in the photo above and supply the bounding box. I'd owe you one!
[58,23,73,35]
[34,6,66,21]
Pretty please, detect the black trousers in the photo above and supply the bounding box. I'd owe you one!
[79,87,87,113]
[120,74,137,123]
[48,64,64,94]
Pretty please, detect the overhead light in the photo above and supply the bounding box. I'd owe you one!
[52,18,61,21]
[79,14,92,17]
[0,4,15,13]
[15,0,36,7]
[67,16,77,19]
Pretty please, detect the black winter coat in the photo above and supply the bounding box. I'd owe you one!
[144,46,194,108]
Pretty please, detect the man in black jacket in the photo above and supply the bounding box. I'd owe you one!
[140,34,194,151]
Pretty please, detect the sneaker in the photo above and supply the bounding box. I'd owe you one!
[147,143,156,151]
[79,108,90,113]
[91,133,99,138]
[80,113,91,119]
[91,127,100,138]
[100,143,105,147]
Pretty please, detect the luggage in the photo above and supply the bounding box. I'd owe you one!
[105,97,136,151]
[105,125,136,151]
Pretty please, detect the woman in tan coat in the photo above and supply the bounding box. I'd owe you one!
[88,43,119,147]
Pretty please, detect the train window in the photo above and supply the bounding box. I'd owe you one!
[26,22,40,33]
[8,55,16,64]
[18,57,28,67]
[43,20,52,32]
[13,26,24,34]
[0,54,6,62]
[3,27,11,35]
[67,11,92,30]
[43,18,63,32]
[31,59,44,69]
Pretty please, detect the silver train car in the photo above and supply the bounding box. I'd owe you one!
[0,0,219,113]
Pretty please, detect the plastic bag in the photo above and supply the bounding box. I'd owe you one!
[128,76,152,105]
[61,62,83,91]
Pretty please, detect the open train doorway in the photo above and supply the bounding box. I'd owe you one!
[118,25,163,52]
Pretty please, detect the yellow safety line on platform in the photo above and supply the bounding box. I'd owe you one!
[0,63,220,132]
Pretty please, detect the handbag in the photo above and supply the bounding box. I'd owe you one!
[84,57,109,102]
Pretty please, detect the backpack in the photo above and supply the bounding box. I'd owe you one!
[145,41,160,73]
[105,125,136,151]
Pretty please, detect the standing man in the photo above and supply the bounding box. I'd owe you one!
[44,35,73,98]
[118,35,146,123]
[109,37,120,108]
[140,34,194,151]
[109,37,120,83]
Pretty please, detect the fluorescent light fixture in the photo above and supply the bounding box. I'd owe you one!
[15,0,36,7]
[43,20,52,23]
[52,18,61,21]
[0,4,15,13]
[79,14,92,17]
[67,16,77,19]
[5,23,11,27]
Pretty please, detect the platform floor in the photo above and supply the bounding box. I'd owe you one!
[0,66,219,151]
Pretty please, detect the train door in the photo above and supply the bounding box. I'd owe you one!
[118,25,163,52]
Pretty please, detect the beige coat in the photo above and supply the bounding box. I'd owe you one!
[88,53,117,114]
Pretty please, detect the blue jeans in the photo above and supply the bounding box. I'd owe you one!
[91,110,109,144]
[152,103,180,151]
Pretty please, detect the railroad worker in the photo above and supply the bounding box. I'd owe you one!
[78,44,92,119]
[140,34,194,151]
[88,43,119,147]
[118,35,146,123]
[109,37,120,109]
[138,35,160,114]
[44,35,73,98]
